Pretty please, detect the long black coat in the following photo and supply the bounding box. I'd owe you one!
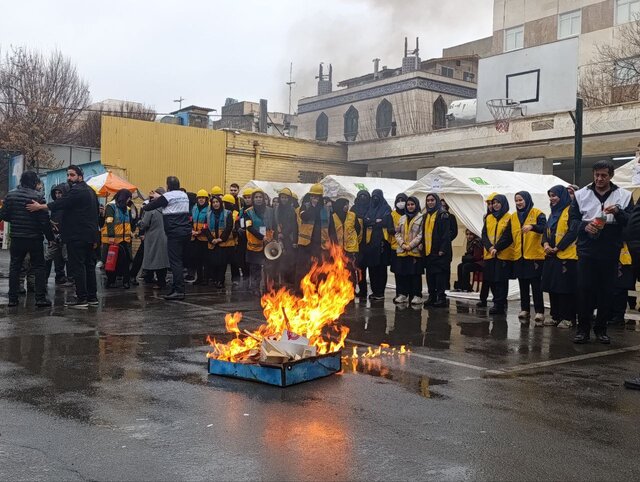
[48,181,100,244]
[424,211,452,273]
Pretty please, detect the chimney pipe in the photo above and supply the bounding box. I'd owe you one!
[373,58,380,79]
[415,37,419,56]
[329,64,332,82]
[404,37,408,57]
[259,99,268,133]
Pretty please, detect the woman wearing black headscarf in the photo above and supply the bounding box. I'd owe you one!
[394,196,424,304]
[481,194,514,315]
[353,189,393,301]
[541,185,578,328]
[511,191,547,326]
[390,193,408,299]
[206,195,234,289]
[102,189,133,288]
[423,193,452,308]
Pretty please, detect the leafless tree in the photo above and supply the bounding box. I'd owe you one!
[76,102,156,148]
[579,15,640,107]
[0,47,90,171]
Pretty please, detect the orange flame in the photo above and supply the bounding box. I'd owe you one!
[207,243,355,362]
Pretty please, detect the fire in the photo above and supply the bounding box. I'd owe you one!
[207,243,355,362]
[344,344,410,359]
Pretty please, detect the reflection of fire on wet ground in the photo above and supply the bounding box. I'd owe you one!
[341,346,446,399]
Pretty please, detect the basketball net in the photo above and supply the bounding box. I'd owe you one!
[486,99,521,133]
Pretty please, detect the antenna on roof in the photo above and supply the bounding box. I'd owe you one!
[286,62,296,115]
[173,96,185,109]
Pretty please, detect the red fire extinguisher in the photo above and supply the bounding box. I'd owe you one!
[105,243,119,272]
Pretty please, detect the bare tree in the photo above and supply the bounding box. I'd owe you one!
[0,47,90,171]
[76,102,156,148]
[580,16,640,107]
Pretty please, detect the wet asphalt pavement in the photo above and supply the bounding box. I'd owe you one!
[1,252,640,481]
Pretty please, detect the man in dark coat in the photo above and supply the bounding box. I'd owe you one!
[0,170,53,307]
[27,165,100,308]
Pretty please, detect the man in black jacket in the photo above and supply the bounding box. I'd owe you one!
[28,165,100,308]
[0,171,53,307]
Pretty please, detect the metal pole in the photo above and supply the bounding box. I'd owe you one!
[573,97,583,186]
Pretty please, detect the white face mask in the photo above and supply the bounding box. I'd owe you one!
[396,201,406,210]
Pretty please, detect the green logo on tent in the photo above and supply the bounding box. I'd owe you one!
[469,177,489,185]
[354,183,368,191]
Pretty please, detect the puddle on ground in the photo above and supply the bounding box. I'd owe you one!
[341,356,448,399]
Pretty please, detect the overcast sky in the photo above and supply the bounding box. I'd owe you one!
[0,0,494,116]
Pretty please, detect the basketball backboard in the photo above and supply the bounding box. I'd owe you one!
[476,37,579,123]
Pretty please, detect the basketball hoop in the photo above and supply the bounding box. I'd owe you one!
[486,98,521,133]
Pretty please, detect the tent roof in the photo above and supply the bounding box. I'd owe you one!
[321,175,415,205]
[611,157,640,190]
[87,172,137,197]
[408,167,568,235]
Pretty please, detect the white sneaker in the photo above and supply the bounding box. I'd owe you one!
[393,295,408,304]
[96,261,104,268]
[410,296,424,305]
[557,320,573,329]
[518,311,530,319]
[534,313,545,323]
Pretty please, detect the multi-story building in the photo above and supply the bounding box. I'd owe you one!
[211,100,297,137]
[295,38,479,143]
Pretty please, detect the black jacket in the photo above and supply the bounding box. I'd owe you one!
[0,186,52,240]
[48,181,100,244]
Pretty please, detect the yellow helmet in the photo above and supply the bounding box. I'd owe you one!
[309,183,324,196]
[252,188,264,196]
[196,189,209,198]
[242,188,254,197]
[279,187,293,197]
[222,194,235,204]
[486,192,498,202]
[210,186,223,196]
[292,193,299,200]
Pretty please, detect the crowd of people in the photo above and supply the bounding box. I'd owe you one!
[2,161,640,346]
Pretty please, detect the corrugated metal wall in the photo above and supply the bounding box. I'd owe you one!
[102,117,227,193]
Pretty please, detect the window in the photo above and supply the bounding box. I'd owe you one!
[463,71,475,82]
[614,57,640,85]
[617,0,640,24]
[376,99,393,138]
[343,106,359,141]
[504,25,524,52]
[315,112,328,141]
[558,10,581,38]
[432,96,447,130]
[441,66,454,78]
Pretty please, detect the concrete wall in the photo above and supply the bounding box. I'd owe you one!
[442,37,494,58]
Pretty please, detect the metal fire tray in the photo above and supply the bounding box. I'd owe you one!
[208,350,342,387]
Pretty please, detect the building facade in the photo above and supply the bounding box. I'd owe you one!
[296,39,479,143]
[211,100,298,137]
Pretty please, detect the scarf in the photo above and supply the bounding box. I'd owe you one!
[405,196,421,220]
[333,198,350,223]
[547,185,571,229]
[394,193,408,216]
[365,189,391,220]
[491,194,510,219]
[515,191,533,226]
[425,193,442,214]
[352,190,371,218]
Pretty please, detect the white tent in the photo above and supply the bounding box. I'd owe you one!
[408,167,568,236]
[242,181,314,202]
[321,175,415,206]
[611,158,640,198]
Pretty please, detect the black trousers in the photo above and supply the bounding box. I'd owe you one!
[577,257,617,335]
[67,241,97,301]
[130,240,144,279]
[9,238,46,301]
[396,274,422,298]
[611,288,636,321]
[549,292,576,322]
[490,280,508,308]
[45,241,66,281]
[167,235,189,294]
[106,242,132,285]
[358,264,387,297]
[479,280,490,302]
[456,262,482,291]
[248,262,263,292]
[426,272,447,300]
[518,277,544,313]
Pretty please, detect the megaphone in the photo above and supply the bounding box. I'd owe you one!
[264,241,283,260]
